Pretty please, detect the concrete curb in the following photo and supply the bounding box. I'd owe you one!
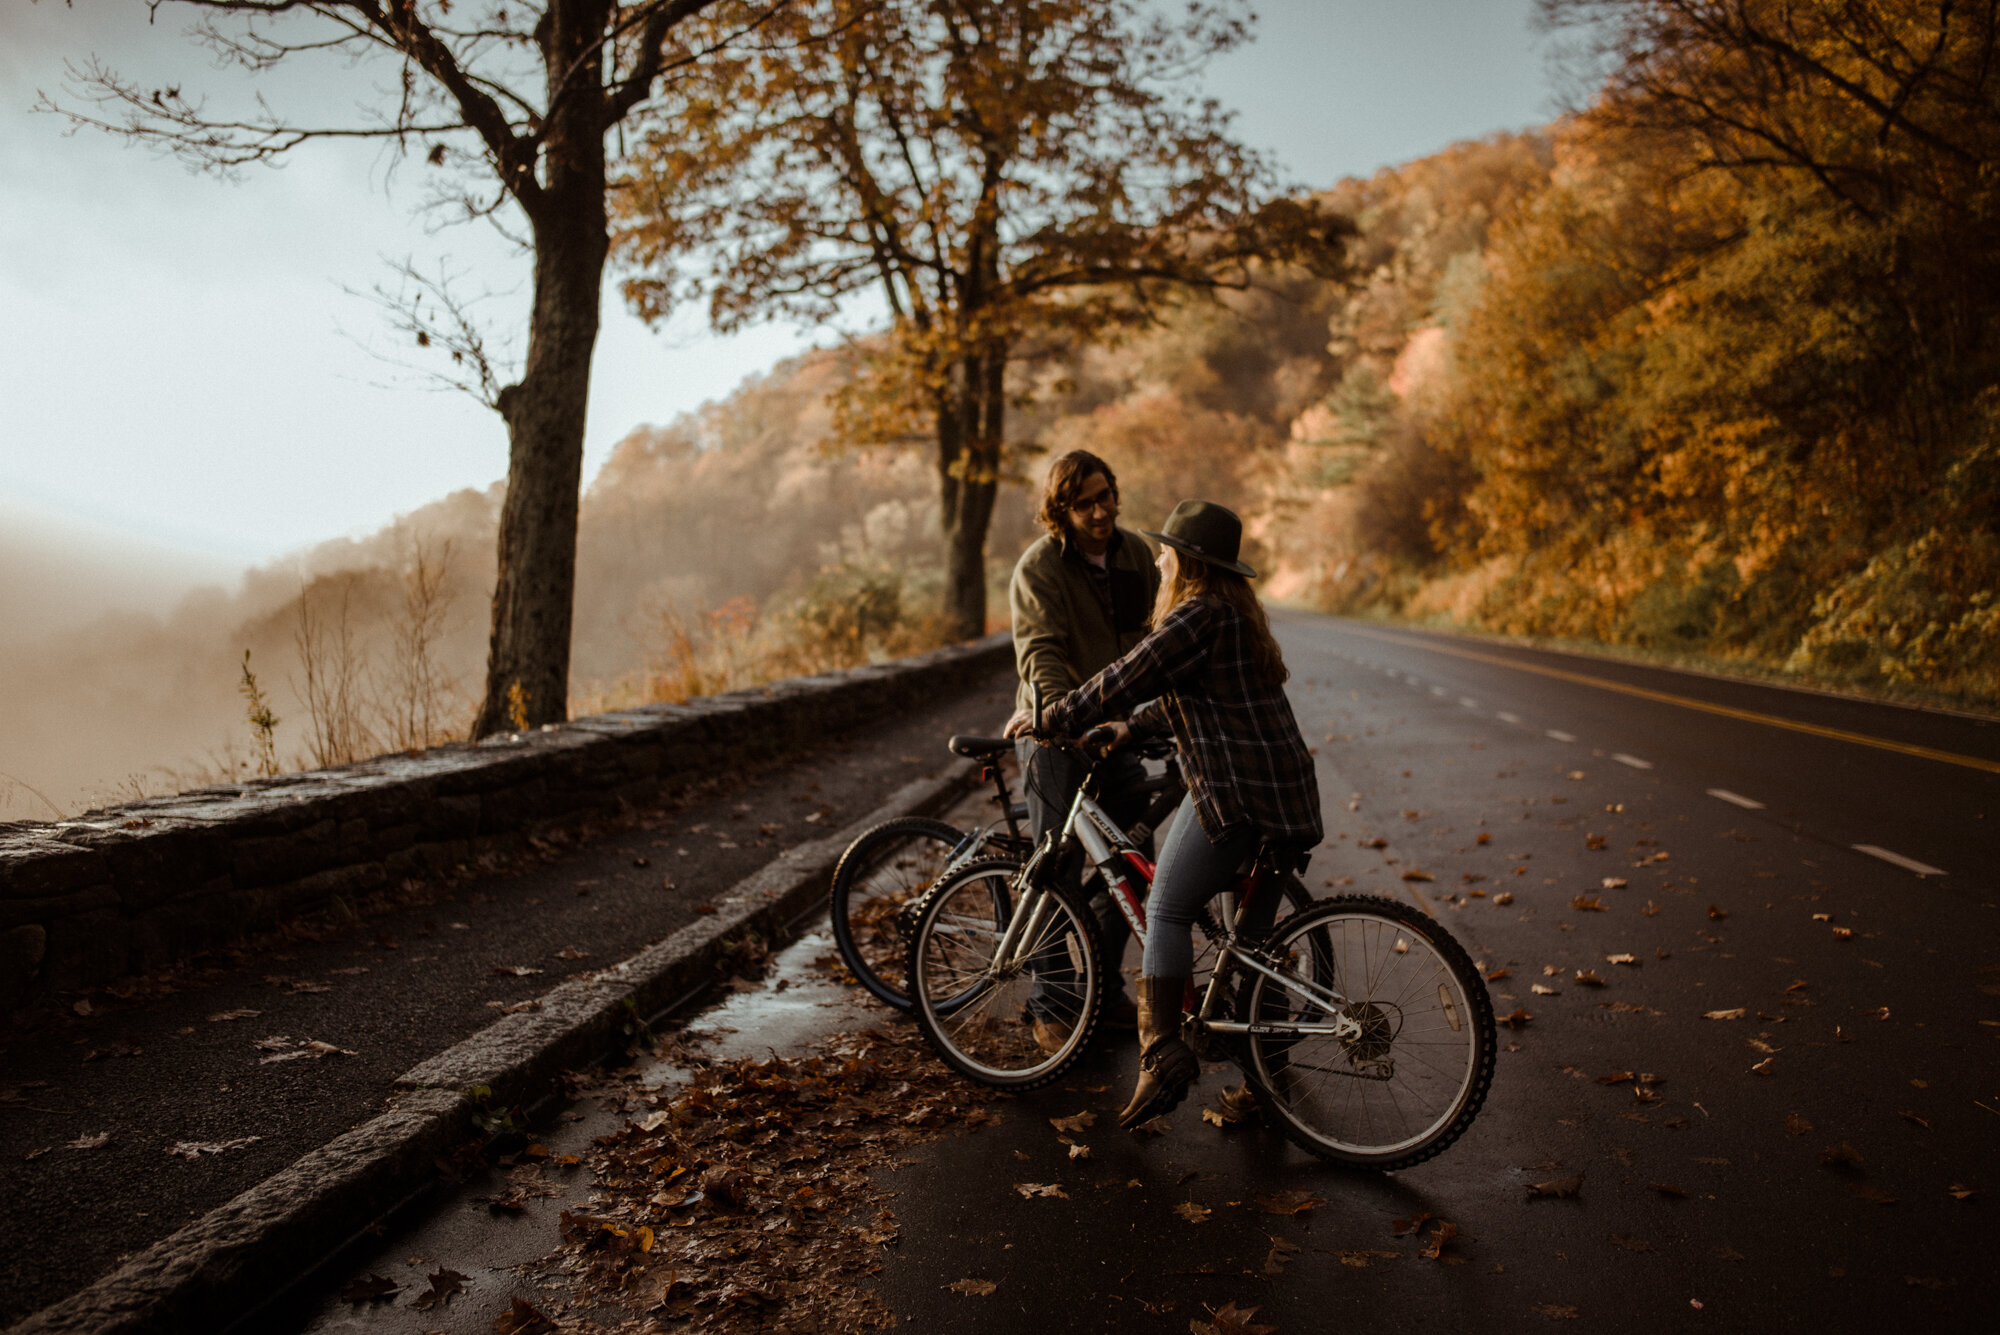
[10,762,978,1335]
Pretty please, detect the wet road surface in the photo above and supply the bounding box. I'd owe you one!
[283,613,1998,1331]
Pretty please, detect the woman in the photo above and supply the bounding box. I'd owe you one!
[1041,500,1323,1128]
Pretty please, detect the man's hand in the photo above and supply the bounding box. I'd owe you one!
[1002,706,1033,739]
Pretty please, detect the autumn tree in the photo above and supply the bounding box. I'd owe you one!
[1540,0,2000,217]
[613,0,1349,638]
[42,0,729,737]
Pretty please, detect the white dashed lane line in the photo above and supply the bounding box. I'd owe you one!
[1853,844,1948,877]
[1496,711,1520,725]
[1612,753,1653,770]
[1707,788,1765,810]
[1459,697,1479,709]
[1431,686,1448,697]
[1546,729,1576,742]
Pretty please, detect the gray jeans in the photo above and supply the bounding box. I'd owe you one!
[1141,795,1257,976]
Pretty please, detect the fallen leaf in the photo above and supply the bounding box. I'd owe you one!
[1049,1111,1097,1134]
[1175,1201,1212,1223]
[1596,1071,1633,1086]
[411,1266,468,1311]
[207,1009,261,1022]
[166,1136,260,1159]
[1648,1182,1688,1198]
[1190,1300,1278,1335]
[1820,1143,1863,1167]
[1570,895,1606,912]
[1390,1211,1432,1236]
[340,1273,400,1303]
[1852,1183,1897,1204]
[1947,1183,1977,1201]
[1573,970,1606,988]
[1068,1143,1092,1160]
[1013,1182,1067,1199]
[302,1040,357,1057]
[1130,1115,1172,1138]
[492,965,544,977]
[1421,1219,1459,1260]
[555,947,590,960]
[494,1296,553,1334]
[1499,1009,1533,1029]
[1606,953,1638,966]
[1831,926,1854,939]
[1400,869,1434,883]
[1526,1174,1582,1199]
[65,1132,111,1150]
[1749,1057,1776,1075]
[1251,1188,1325,1216]
[1532,984,1560,996]
[945,1278,997,1296]
[1486,968,1513,981]
[1708,905,1729,920]
[1703,1008,1747,1021]
[1584,832,1604,847]
[1493,892,1515,905]
[1263,1235,1301,1277]
[1532,1303,1580,1319]
[1601,877,1628,890]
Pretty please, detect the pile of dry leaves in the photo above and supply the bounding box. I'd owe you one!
[538,1024,997,1332]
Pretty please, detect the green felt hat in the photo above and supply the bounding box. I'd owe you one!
[1143,499,1257,578]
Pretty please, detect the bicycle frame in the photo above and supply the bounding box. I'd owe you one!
[986,749,1364,1045]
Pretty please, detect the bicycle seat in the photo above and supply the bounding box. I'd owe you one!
[947,734,1014,760]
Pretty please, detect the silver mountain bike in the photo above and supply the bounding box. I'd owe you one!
[903,723,1496,1169]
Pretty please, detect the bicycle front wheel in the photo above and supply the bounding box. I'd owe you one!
[828,816,967,1011]
[906,859,1103,1089]
[1235,895,1494,1169]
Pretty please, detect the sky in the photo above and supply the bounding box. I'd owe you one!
[0,0,1560,625]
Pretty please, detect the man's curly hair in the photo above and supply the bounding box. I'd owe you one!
[1037,450,1118,541]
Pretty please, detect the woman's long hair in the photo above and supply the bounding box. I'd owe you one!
[1152,548,1289,685]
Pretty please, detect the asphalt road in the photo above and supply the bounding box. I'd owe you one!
[157,614,2000,1331]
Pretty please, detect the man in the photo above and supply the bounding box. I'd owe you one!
[1005,450,1162,1035]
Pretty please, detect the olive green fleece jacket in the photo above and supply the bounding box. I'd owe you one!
[1009,526,1161,716]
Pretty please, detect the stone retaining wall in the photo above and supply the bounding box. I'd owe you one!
[0,634,1012,1010]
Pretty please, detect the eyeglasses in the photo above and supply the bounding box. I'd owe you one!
[1068,492,1117,516]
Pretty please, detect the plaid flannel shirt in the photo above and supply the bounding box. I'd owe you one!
[1048,597,1324,848]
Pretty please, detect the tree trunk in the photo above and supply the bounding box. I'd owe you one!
[937,344,1005,640]
[472,0,610,738]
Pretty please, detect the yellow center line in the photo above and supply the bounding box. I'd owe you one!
[1336,624,2000,777]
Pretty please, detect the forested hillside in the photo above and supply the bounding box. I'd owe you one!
[1262,1,1999,708]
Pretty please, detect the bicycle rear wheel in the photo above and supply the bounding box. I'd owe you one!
[906,859,1102,1089]
[828,816,967,1011]
[1234,895,1494,1169]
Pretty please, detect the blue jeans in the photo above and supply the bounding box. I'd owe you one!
[1143,796,1257,977]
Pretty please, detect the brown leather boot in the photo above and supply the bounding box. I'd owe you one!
[1118,976,1199,1129]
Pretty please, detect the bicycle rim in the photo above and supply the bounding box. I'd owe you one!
[828,817,965,1011]
[1237,896,1494,1169]
[909,861,1101,1089]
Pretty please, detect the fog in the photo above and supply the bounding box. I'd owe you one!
[0,348,1052,823]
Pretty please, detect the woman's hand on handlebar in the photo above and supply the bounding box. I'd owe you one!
[1081,721,1130,757]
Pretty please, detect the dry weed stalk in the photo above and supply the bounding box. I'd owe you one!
[383,537,459,749]
[292,575,376,768]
